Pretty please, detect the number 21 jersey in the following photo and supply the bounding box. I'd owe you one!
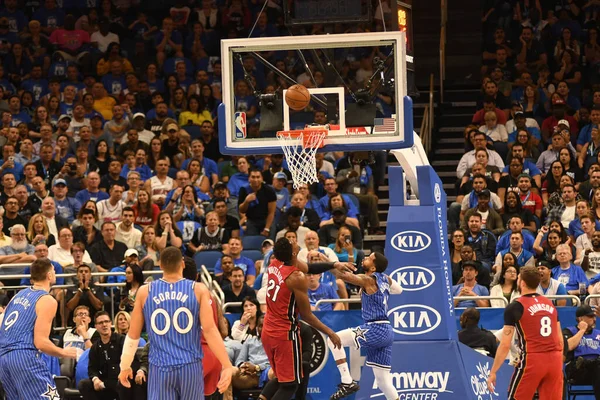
[263,259,300,340]
[506,293,561,354]
[143,279,203,366]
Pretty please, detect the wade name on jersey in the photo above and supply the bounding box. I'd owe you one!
[151,291,190,306]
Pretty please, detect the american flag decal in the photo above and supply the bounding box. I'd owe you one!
[373,117,396,133]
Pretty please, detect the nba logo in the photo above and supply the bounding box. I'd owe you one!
[234,112,247,139]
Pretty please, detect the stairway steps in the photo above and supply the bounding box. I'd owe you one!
[435,148,465,155]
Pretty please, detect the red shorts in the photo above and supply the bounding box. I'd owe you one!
[261,331,302,384]
[202,343,221,395]
[508,351,563,400]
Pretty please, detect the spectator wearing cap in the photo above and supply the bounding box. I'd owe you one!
[205,182,238,219]
[52,178,81,224]
[536,261,568,306]
[125,113,154,145]
[506,111,542,146]
[541,98,579,144]
[239,167,277,237]
[55,114,71,138]
[452,261,490,308]
[106,248,140,287]
[552,244,588,295]
[458,308,497,357]
[461,189,504,236]
[457,131,505,179]
[515,174,543,221]
[576,106,600,152]
[270,171,290,213]
[276,206,311,246]
[161,122,181,164]
[563,305,600,397]
[536,129,577,175]
[459,175,502,223]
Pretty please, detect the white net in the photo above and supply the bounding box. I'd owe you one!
[276,130,326,189]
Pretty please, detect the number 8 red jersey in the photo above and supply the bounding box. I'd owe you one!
[508,294,561,354]
[263,259,301,340]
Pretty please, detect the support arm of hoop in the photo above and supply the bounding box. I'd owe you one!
[390,131,429,199]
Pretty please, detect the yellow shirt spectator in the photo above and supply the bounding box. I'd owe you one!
[179,110,213,126]
[94,96,117,120]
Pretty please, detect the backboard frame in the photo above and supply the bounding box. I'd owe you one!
[218,31,413,155]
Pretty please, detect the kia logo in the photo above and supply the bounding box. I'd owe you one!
[389,266,435,292]
[388,304,441,335]
[390,231,431,253]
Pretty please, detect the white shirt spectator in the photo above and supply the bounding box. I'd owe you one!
[62,327,96,351]
[457,149,505,178]
[48,244,92,267]
[90,31,120,53]
[275,226,312,247]
[460,192,503,212]
[506,117,540,133]
[479,124,509,142]
[97,199,126,224]
[115,222,142,248]
[121,129,154,145]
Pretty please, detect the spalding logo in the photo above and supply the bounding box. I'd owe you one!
[434,183,442,204]
[389,266,435,292]
[388,304,441,335]
[390,231,431,253]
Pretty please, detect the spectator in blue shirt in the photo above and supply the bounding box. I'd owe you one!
[227,156,249,198]
[7,95,31,126]
[552,244,588,294]
[155,17,184,67]
[270,172,289,213]
[213,237,256,286]
[32,0,65,35]
[0,143,24,181]
[20,65,48,105]
[307,272,343,311]
[452,261,491,308]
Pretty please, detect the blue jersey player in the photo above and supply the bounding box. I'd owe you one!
[118,246,234,399]
[0,258,78,399]
[327,252,403,400]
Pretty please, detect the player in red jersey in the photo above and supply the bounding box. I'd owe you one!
[487,265,564,399]
[259,238,352,400]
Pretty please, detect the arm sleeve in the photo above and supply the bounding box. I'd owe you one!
[307,262,336,274]
[556,283,568,295]
[234,342,249,367]
[503,301,524,326]
[87,346,101,379]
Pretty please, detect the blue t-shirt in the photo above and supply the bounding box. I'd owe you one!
[507,126,542,143]
[227,173,249,197]
[102,74,126,96]
[272,186,289,211]
[568,219,600,239]
[451,284,490,307]
[496,230,535,254]
[501,160,541,177]
[54,197,82,224]
[0,159,24,181]
[214,255,256,277]
[20,261,64,286]
[308,283,339,311]
[181,157,218,179]
[75,189,109,205]
[577,124,599,146]
[552,264,588,291]
[10,111,31,126]
[21,78,49,104]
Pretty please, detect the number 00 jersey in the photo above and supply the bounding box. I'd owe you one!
[143,278,203,367]
[263,259,300,340]
[504,293,561,354]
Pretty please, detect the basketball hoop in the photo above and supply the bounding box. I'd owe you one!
[276,129,327,188]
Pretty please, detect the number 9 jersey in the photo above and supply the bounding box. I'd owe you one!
[143,278,203,367]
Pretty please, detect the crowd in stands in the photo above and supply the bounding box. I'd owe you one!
[0,0,396,398]
[449,1,600,394]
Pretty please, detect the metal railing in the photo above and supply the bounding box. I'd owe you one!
[584,295,600,305]
[453,296,508,307]
[314,298,361,309]
[223,302,242,313]
[439,0,447,103]
[545,295,581,306]
[420,73,435,153]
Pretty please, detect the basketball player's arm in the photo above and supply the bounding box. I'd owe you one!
[119,284,147,387]
[556,320,564,353]
[213,294,229,339]
[297,258,357,275]
[34,295,78,359]
[196,283,234,393]
[488,302,522,391]
[288,271,342,348]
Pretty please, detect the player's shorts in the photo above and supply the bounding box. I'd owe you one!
[148,360,204,400]
[0,349,59,399]
[508,350,563,400]
[351,321,393,369]
[202,343,221,395]
[261,330,303,384]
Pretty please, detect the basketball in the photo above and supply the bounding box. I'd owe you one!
[285,84,311,111]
